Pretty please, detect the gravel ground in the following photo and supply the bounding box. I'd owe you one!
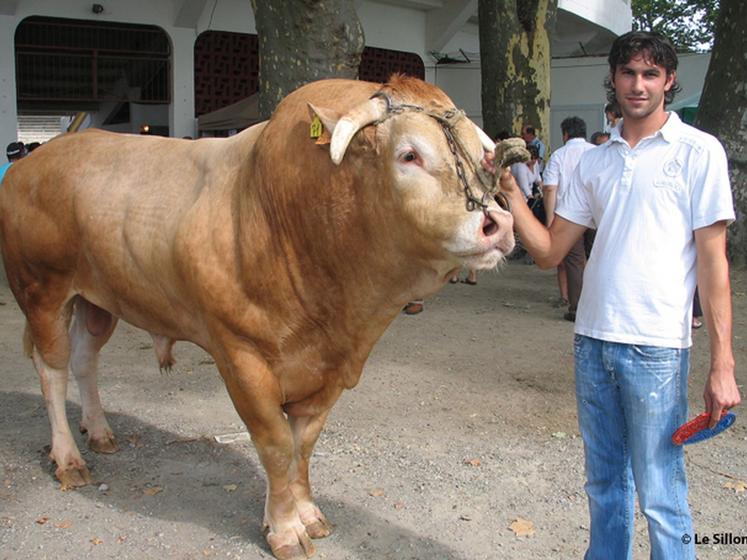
[1,263,745,560]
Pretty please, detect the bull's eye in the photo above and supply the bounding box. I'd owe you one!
[398,149,421,165]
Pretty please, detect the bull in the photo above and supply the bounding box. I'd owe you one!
[0,76,519,559]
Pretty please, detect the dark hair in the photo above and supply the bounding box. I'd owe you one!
[523,126,535,136]
[604,102,622,118]
[604,31,681,106]
[6,141,25,161]
[561,116,586,139]
[495,130,510,141]
[526,143,540,159]
[590,131,610,145]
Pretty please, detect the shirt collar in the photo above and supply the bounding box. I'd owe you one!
[609,111,683,146]
[658,111,683,143]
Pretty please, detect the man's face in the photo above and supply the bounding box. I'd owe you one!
[611,54,675,121]
[521,127,532,142]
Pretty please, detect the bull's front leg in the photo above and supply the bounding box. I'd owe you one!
[219,350,315,560]
[288,408,336,539]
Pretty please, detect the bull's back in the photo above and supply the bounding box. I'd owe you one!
[0,130,246,336]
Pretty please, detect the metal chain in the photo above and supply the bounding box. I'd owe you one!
[441,124,487,212]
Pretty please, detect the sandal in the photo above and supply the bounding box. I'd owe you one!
[692,318,703,329]
[403,302,424,315]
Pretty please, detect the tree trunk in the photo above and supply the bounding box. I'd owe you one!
[695,0,747,266]
[478,0,557,141]
[251,0,365,119]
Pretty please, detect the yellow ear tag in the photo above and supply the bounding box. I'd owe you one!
[310,115,323,139]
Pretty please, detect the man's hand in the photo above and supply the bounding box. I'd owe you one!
[498,166,521,197]
[704,366,741,428]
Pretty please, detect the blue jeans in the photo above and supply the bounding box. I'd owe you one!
[574,335,694,560]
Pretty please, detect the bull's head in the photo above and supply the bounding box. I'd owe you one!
[308,84,516,280]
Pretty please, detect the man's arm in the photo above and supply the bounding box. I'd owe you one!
[695,221,741,426]
[499,168,585,269]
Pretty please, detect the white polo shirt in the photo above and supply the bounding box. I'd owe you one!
[542,137,595,197]
[556,112,734,348]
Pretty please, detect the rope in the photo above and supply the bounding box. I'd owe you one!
[370,93,502,212]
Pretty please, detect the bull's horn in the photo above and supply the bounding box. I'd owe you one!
[472,121,496,152]
[329,96,389,165]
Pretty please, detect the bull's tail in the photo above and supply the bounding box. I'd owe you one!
[23,321,34,358]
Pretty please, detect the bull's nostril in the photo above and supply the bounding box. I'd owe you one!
[482,216,499,237]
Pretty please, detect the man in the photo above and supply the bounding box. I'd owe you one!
[605,101,623,131]
[510,143,541,201]
[542,116,595,321]
[499,31,740,559]
[0,142,26,184]
[521,124,546,173]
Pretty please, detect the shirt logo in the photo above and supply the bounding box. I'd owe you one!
[663,158,682,177]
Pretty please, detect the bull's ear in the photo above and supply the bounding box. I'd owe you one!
[307,103,338,146]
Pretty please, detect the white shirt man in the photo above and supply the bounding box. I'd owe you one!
[541,118,595,320]
[542,129,595,226]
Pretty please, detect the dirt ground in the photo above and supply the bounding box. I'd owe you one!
[0,262,745,560]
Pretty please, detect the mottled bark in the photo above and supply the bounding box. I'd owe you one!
[251,0,365,119]
[478,0,557,141]
[695,0,747,265]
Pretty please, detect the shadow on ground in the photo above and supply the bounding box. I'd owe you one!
[0,390,468,560]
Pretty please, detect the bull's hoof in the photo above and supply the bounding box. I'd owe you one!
[300,509,333,539]
[87,433,119,454]
[267,528,315,560]
[55,463,92,490]
[304,517,333,539]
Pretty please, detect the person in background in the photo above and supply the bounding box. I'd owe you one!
[449,268,478,285]
[692,288,703,329]
[0,142,27,184]
[542,116,595,321]
[605,101,623,131]
[521,124,546,173]
[510,143,542,201]
[590,131,611,145]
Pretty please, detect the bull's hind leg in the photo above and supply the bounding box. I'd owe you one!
[288,410,335,539]
[27,297,91,489]
[70,298,119,454]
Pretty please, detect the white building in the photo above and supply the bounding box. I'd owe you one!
[0,0,687,154]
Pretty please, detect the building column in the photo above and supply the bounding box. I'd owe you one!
[168,27,196,138]
[0,16,19,151]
